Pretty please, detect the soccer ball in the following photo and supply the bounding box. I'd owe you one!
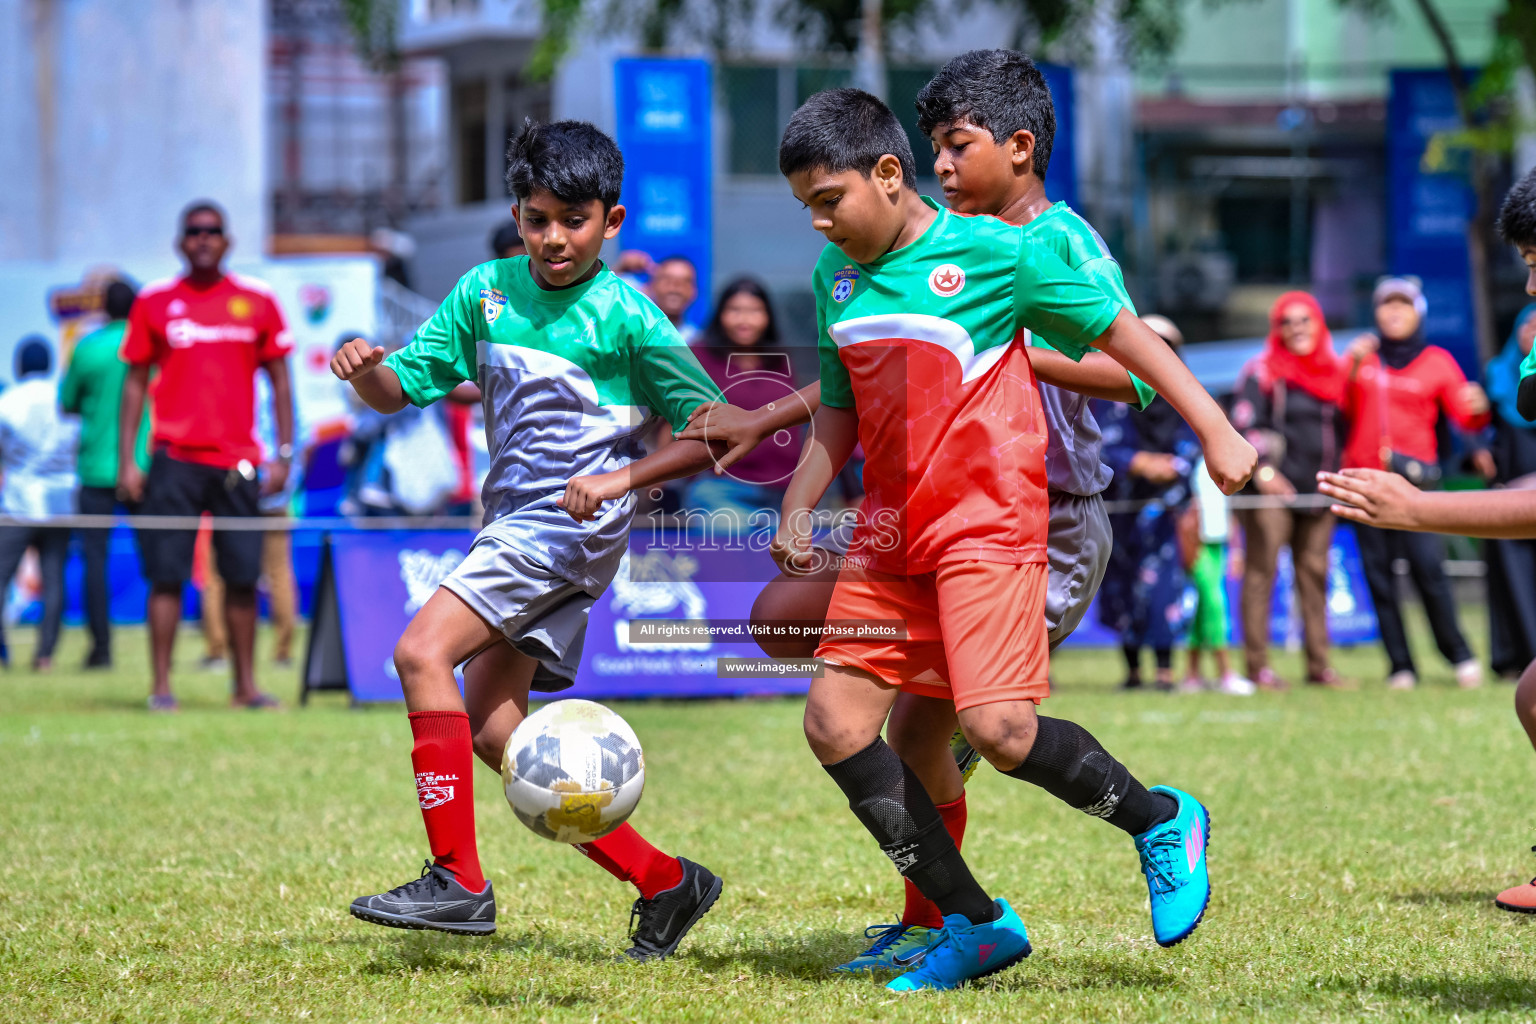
[501,699,646,844]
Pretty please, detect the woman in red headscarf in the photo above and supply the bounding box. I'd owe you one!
[1230,291,1350,690]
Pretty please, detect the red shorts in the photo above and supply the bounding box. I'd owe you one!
[814,560,1050,710]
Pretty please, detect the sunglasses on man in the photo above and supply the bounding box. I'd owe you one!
[183,225,224,239]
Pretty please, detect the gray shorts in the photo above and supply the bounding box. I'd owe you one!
[812,491,1111,649]
[441,521,596,693]
[1044,490,1112,649]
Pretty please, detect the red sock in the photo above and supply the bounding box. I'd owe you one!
[408,711,486,893]
[901,793,968,929]
[573,823,684,898]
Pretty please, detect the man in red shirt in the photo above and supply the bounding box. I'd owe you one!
[118,201,295,711]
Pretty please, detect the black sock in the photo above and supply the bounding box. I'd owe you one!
[1003,716,1177,836]
[823,738,996,925]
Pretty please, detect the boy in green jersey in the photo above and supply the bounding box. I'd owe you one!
[331,120,727,961]
[764,88,1253,991]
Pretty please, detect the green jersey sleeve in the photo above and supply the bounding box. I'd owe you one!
[632,320,724,432]
[1079,255,1154,409]
[1013,238,1122,363]
[384,277,478,407]
[815,268,855,409]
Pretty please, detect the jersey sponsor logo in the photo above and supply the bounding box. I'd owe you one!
[928,263,965,298]
[164,318,259,348]
[832,266,859,303]
[480,288,508,326]
[227,295,253,320]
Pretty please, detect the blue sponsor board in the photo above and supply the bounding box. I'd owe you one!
[1038,63,1077,212]
[305,522,1378,705]
[614,58,713,327]
[1065,523,1378,648]
[1387,69,1478,377]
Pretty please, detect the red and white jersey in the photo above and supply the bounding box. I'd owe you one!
[122,273,291,468]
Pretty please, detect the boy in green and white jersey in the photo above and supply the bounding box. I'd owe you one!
[331,120,727,961]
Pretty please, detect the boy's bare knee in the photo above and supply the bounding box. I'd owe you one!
[959,703,1040,773]
[803,702,871,765]
[393,632,443,684]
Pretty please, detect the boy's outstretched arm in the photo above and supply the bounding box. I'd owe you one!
[674,382,823,473]
[1093,309,1256,493]
[558,438,723,522]
[773,403,858,573]
[1318,468,1536,539]
[1028,348,1141,403]
[331,337,409,414]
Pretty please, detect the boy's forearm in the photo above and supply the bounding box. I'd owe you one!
[1029,348,1140,403]
[780,405,857,527]
[1402,489,1536,539]
[756,382,822,431]
[1096,312,1228,439]
[626,438,720,491]
[119,367,148,471]
[351,365,410,414]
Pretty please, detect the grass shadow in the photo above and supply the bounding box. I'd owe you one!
[685,930,878,981]
[1339,974,1536,1013]
[986,952,1176,994]
[1397,889,1503,907]
[464,985,591,1009]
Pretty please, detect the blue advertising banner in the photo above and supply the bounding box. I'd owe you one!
[1038,63,1077,212]
[305,522,1379,705]
[1388,69,1478,377]
[614,58,713,326]
[1059,524,1378,649]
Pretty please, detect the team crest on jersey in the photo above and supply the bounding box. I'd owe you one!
[480,287,507,326]
[832,266,859,303]
[928,263,965,298]
[227,295,253,320]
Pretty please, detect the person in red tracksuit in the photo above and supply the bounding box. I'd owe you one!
[1343,276,1490,690]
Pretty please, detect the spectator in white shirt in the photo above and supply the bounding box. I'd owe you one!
[0,337,79,670]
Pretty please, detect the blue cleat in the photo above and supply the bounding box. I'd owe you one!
[885,899,1031,992]
[832,922,937,973]
[1134,785,1211,947]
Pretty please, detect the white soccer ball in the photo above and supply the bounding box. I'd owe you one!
[501,699,646,844]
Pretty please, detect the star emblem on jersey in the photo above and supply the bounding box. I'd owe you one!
[928,263,965,297]
[480,287,508,326]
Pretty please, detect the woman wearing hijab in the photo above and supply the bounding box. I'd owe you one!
[1230,292,1351,690]
[1343,277,1491,689]
[1097,315,1199,691]
[1483,305,1536,678]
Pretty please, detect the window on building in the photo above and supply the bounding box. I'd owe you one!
[454,79,487,204]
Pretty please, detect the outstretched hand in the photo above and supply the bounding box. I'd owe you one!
[1316,468,1424,530]
[675,402,769,476]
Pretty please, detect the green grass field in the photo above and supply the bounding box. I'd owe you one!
[3,615,1534,1023]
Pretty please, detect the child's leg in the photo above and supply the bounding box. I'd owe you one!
[1516,659,1536,750]
[393,588,505,892]
[808,662,996,926]
[886,692,967,929]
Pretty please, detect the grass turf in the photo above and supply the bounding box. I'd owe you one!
[2,613,1533,1023]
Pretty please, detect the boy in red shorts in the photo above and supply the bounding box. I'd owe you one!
[773,88,1254,991]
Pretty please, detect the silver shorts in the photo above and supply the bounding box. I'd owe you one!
[812,492,1111,649]
[440,518,596,693]
[1045,491,1112,649]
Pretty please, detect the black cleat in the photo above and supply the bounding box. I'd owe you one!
[622,857,722,962]
[349,860,496,936]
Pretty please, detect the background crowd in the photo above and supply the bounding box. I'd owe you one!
[7,199,1532,709]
